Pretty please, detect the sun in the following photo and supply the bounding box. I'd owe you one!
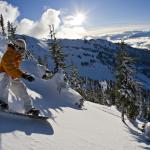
[71,12,86,26]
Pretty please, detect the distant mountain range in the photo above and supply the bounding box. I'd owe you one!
[99,30,150,50]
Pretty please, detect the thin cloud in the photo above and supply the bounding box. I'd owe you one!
[57,26,86,39]
[85,24,150,37]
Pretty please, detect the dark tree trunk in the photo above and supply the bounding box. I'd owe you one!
[122,107,125,122]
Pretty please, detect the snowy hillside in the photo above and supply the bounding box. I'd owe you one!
[22,36,114,80]
[19,35,150,89]
[0,35,150,150]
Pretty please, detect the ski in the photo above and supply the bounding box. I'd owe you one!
[0,99,49,120]
[0,108,49,120]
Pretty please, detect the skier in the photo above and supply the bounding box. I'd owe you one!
[0,39,39,115]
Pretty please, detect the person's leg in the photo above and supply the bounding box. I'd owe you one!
[0,74,10,104]
[12,79,33,112]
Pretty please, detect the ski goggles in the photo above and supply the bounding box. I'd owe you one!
[13,44,26,57]
[14,44,26,51]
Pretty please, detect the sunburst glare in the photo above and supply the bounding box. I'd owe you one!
[70,12,86,26]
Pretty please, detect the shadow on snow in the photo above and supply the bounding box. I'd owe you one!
[0,112,54,136]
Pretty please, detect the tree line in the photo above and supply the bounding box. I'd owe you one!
[68,40,150,122]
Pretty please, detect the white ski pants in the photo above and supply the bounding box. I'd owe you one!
[0,73,32,112]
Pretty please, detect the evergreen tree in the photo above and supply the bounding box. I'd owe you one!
[10,23,16,41]
[115,41,142,122]
[104,80,115,106]
[140,89,150,120]
[7,21,16,41]
[0,14,6,36]
[70,65,79,89]
[69,65,85,108]
[107,82,116,106]
[7,21,11,40]
[49,25,65,73]
[100,80,109,105]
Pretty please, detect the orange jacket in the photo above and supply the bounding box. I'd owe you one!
[0,44,24,79]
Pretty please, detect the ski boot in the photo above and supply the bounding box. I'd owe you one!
[26,108,40,116]
[0,101,9,110]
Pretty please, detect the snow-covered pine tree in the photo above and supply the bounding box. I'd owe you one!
[7,21,11,40]
[7,21,16,42]
[100,80,109,105]
[49,25,65,73]
[115,41,142,122]
[86,79,93,102]
[140,89,150,121]
[93,80,103,104]
[144,90,150,121]
[70,65,85,108]
[70,65,79,89]
[105,80,116,106]
[10,23,16,41]
[0,14,6,36]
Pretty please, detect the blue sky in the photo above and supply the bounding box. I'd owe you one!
[1,0,150,38]
[5,0,150,26]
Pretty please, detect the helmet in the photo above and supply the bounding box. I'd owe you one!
[14,39,27,53]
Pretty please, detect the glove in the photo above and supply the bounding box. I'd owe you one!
[22,74,35,82]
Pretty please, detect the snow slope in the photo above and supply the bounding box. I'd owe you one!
[0,101,149,150]
[0,35,149,150]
